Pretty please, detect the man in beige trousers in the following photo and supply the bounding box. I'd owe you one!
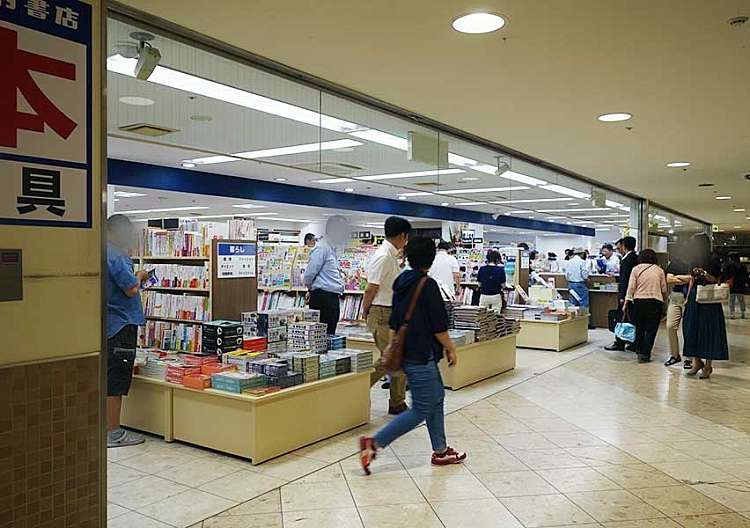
[363,216,411,415]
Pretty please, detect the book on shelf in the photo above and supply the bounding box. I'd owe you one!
[339,294,363,321]
[228,218,256,241]
[144,263,209,290]
[138,320,202,353]
[136,220,230,257]
[142,290,211,321]
[258,290,306,311]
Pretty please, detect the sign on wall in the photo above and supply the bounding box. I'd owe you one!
[217,242,257,279]
[0,0,92,228]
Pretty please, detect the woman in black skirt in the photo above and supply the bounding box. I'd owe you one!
[682,234,729,379]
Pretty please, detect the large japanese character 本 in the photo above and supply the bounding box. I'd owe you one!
[16,167,66,217]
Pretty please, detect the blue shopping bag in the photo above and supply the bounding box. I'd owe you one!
[614,322,636,343]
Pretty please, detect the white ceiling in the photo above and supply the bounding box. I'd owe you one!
[112,0,750,230]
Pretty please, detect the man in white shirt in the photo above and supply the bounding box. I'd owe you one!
[429,241,461,296]
[601,243,621,274]
[363,216,411,415]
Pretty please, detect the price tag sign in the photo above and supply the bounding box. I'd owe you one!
[0,0,92,227]
[217,242,257,279]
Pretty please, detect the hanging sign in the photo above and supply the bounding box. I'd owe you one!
[0,0,92,227]
[217,242,257,279]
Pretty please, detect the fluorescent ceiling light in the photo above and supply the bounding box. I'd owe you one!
[447,153,546,185]
[181,162,197,169]
[715,196,732,200]
[186,139,363,166]
[344,188,355,192]
[108,55,363,133]
[398,186,528,197]
[440,202,449,206]
[262,217,314,223]
[113,191,146,198]
[733,208,745,212]
[605,200,630,211]
[507,210,534,214]
[537,207,608,213]
[544,216,566,219]
[572,215,631,219]
[119,96,154,106]
[540,184,590,199]
[313,168,464,184]
[452,12,506,34]
[667,161,691,168]
[231,204,267,209]
[349,129,408,150]
[121,206,209,214]
[597,112,632,122]
[274,178,287,182]
[398,196,407,200]
[454,201,484,206]
[734,226,742,229]
[491,198,573,204]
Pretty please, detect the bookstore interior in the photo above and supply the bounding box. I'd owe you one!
[105,15,710,462]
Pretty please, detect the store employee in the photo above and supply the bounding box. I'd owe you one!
[304,215,348,334]
[601,243,621,274]
[565,247,590,310]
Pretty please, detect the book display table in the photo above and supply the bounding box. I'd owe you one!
[122,370,371,464]
[438,335,517,390]
[517,317,589,351]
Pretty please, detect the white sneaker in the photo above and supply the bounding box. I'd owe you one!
[107,428,145,448]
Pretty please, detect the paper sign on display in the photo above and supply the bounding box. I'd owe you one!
[0,0,92,228]
[217,242,257,279]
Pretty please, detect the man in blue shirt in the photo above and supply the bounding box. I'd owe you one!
[304,215,348,334]
[106,215,147,448]
[565,247,590,314]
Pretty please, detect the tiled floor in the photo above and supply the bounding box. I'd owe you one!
[108,315,750,527]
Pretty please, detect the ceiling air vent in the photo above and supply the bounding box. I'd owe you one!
[293,161,363,177]
[119,123,179,137]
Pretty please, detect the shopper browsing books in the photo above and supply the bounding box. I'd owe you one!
[106,215,147,448]
[363,216,411,415]
[429,241,461,296]
[477,250,506,309]
[360,237,466,475]
[304,215,348,334]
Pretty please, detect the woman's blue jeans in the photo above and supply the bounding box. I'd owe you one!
[373,359,447,452]
[569,281,590,308]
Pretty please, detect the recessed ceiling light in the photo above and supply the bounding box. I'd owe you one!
[181,162,196,169]
[344,188,355,192]
[597,112,632,122]
[666,161,691,168]
[113,191,146,198]
[441,202,449,206]
[734,226,742,229]
[451,13,506,34]
[715,196,732,200]
[119,96,154,106]
[459,177,480,182]
[734,208,745,212]
[274,178,287,182]
[398,196,407,200]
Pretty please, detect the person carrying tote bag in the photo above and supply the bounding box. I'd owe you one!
[359,237,465,475]
[623,249,668,364]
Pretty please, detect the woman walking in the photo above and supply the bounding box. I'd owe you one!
[624,249,668,363]
[683,234,729,379]
[360,237,466,474]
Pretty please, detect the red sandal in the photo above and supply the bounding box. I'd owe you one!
[431,446,467,466]
[359,436,377,475]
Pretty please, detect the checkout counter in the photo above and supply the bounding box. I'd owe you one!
[538,273,619,329]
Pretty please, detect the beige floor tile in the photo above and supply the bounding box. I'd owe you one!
[294,463,345,484]
[522,417,582,433]
[203,513,282,528]
[359,503,443,528]
[398,454,472,477]
[514,448,588,470]
[543,431,609,448]
[476,470,557,497]
[283,508,364,528]
[595,464,681,489]
[108,463,148,489]
[566,446,641,466]
[461,450,528,473]
[692,482,750,512]
[155,457,241,487]
[641,427,707,443]
[219,490,280,516]
[412,474,493,501]
[348,476,425,507]
[280,480,355,511]
[494,432,558,451]
[431,497,524,528]
[672,513,750,527]
[116,447,191,474]
[539,467,621,493]
[652,462,736,485]
[250,454,329,481]
[472,418,532,435]
[199,470,287,502]
[566,489,665,522]
[671,442,746,460]
[500,493,596,527]
[706,459,750,480]
[293,439,358,463]
[602,519,682,527]
[107,511,174,528]
[108,475,189,510]
[107,503,129,520]
[341,452,410,481]
[631,485,731,516]
[138,489,236,528]
[618,443,696,463]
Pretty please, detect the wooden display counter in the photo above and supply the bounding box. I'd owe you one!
[438,335,517,390]
[517,317,589,351]
[122,371,371,464]
[589,289,619,329]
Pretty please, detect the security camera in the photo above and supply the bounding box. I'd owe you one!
[495,161,510,177]
[135,43,161,80]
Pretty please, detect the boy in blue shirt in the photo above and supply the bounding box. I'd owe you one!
[106,215,147,448]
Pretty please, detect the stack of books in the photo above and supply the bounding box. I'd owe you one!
[327,335,346,351]
[453,306,497,341]
[318,355,337,379]
[447,329,475,346]
[165,364,201,384]
[202,320,243,355]
[267,372,303,389]
[291,353,320,383]
[286,308,320,323]
[288,322,328,354]
[329,348,373,372]
[248,358,288,377]
[211,371,267,393]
